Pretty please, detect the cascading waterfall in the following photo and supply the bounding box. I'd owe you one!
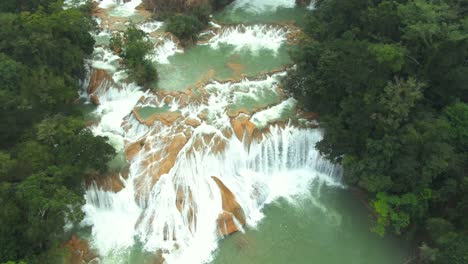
[80,1,342,263]
[84,120,341,263]
[206,25,290,54]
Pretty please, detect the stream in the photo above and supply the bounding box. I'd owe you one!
[75,0,410,263]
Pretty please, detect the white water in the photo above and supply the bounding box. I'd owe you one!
[250,97,297,128]
[139,21,164,33]
[207,25,289,55]
[231,0,296,13]
[83,71,341,264]
[91,84,147,151]
[147,37,183,64]
[80,1,342,263]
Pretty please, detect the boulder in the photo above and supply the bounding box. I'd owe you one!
[144,134,187,185]
[90,94,100,105]
[212,176,246,236]
[85,170,128,193]
[88,69,112,95]
[230,114,258,143]
[125,140,145,161]
[64,235,97,264]
[146,111,183,126]
[185,118,201,128]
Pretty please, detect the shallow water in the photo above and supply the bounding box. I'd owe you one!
[212,187,409,264]
[78,1,410,263]
[157,30,292,91]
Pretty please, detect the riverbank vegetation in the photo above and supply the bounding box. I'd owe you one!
[145,0,222,45]
[286,0,467,262]
[0,1,115,263]
[109,25,158,87]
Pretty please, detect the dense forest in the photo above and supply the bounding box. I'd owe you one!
[0,0,467,263]
[0,1,115,262]
[285,0,467,262]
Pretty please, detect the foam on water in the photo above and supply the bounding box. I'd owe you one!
[88,47,121,73]
[91,84,147,151]
[139,21,164,33]
[207,25,289,55]
[250,97,297,128]
[83,73,341,264]
[147,37,183,64]
[81,2,341,263]
[231,0,296,13]
[100,0,142,17]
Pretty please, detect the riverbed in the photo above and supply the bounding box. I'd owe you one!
[77,1,410,263]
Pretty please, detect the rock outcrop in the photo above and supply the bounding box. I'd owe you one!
[212,176,246,236]
[230,114,261,143]
[87,68,114,105]
[64,235,97,264]
[132,109,183,126]
[85,170,128,193]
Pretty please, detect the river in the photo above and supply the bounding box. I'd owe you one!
[75,0,410,263]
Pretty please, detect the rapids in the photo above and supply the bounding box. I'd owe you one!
[77,1,409,263]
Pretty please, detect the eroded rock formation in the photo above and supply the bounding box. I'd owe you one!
[212,176,246,236]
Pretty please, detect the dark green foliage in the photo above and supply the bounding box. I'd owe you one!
[287,0,468,261]
[166,14,204,43]
[0,2,116,262]
[191,4,212,25]
[110,25,158,87]
[213,0,233,10]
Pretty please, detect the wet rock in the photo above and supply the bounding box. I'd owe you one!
[146,111,183,126]
[230,114,258,143]
[88,69,112,95]
[85,170,128,193]
[212,176,246,236]
[185,118,201,128]
[197,110,209,120]
[90,94,100,105]
[64,235,97,264]
[126,140,145,161]
[133,108,183,127]
[144,134,187,185]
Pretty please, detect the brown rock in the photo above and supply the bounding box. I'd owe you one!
[197,110,209,120]
[133,108,182,127]
[86,170,128,193]
[146,111,182,126]
[230,115,258,143]
[144,134,187,185]
[88,69,112,95]
[185,118,201,128]
[90,94,100,105]
[126,140,145,161]
[64,235,97,264]
[212,176,246,236]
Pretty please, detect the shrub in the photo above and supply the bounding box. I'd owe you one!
[109,25,158,88]
[166,14,204,43]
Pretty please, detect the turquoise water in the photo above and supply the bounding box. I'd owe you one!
[157,44,292,91]
[215,5,309,26]
[83,1,411,263]
[212,186,409,264]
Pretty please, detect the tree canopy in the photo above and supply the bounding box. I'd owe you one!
[0,1,115,262]
[286,0,467,262]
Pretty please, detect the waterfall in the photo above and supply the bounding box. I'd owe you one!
[206,25,290,55]
[80,1,342,263]
[83,76,342,264]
